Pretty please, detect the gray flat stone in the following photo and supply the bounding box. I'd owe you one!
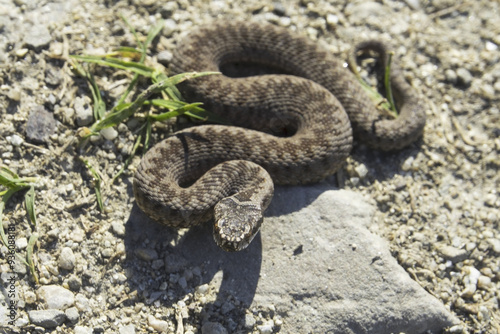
[28,309,65,328]
[255,187,459,333]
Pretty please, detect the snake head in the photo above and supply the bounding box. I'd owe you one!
[213,197,263,252]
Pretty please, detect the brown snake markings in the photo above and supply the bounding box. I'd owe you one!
[133,21,426,251]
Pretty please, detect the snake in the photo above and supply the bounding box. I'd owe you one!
[132,21,426,252]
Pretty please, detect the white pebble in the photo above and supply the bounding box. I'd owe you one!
[401,156,414,171]
[148,315,170,332]
[354,164,368,179]
[477,275,492,290]
[74,326,93,334]
[485,41,498,51]
[119,325,136,334]
[244,314,256,329]
[15,237,28,250]
[7,134,24,147]
[196,284,209,295]
[100,127,118,141]
[257,320,274,334]
[326,14,339,27]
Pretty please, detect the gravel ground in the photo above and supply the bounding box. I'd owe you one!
[0,0,499,333]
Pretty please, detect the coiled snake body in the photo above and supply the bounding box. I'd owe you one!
[133,22,426,251]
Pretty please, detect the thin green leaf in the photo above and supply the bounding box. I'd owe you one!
[0,166,19,189]
[26,233,39,284]
[348,51,396,117]
[148,102,204,121]
[71,55,154,77]
[70,60,106,120]
[144,119,152,151]
[113,46,143,57]
[81,159,104,212]
[147,99,199,111]
[145,20,164,50]
[152,71,185,101]
[25,186,37,227]
[1,166,19,179]
[120,14,143,50]
[91,72,219,132]
[384,52,397,114]
[0,201,8,249]
[112,131,144,183]
[114,19,163,105]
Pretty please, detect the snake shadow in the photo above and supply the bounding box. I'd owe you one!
[123,202,262,329]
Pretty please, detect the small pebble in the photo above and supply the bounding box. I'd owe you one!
[74,326,93,334]
[26,106,57,143]
[58,247,76,270]
[444,69,457,84]
[196,284,209,295]
[67,275,82,291]
[24,291,37,304]
[38,285,75,310]
[221,301,235,314]
[15,237,28,250]
[456,68,472,87]
[15,48,29,57]
[401,156,414,171]
[119,325,136,334]
[7,88,21,101]
[101,248,114,258]
[272,2,286,16]
[326,14,339,27]
[485,41,498,51]
[65,306,79,323]
[244,314,256,329]
[201,322,228,334]
[436,244,468,263]
[74,96,94,126]
[100,127,118,141]
[151,259,164,270]
[135,248,158,261]
[148,315,170,332]
[163,19,177,37]
[157,50,173,65]
[404,0,420,9]
[354,164,368,179]
[487,238,500,253]
[159,2,179,17]
[484,193,497,207]
[45,67,63,86]
[111,221,125,236]
[178,276,188,289]
[257,321,274,334]
[477,275,492,290]
[28,309,66,328]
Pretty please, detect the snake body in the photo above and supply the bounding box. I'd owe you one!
[133,22,426,251]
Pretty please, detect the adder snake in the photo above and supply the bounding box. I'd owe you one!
[133,21,426,251]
